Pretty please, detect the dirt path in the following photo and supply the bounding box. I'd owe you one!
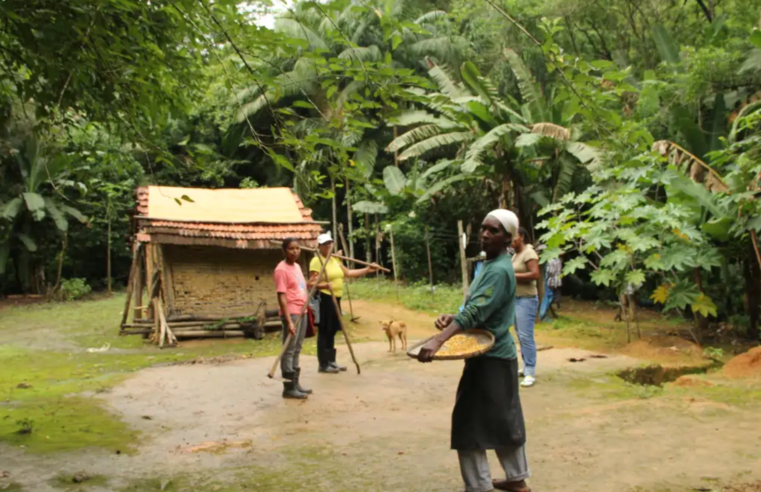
[2,300,761,491]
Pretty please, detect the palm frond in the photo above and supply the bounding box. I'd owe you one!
[461,123,525,172]
[531,122,571,141]
[44,198,68,232]
[390,0,407,19]
[495,101,527,123]
[386,124,444,152]
[428,65,469,99]
[351,18,371,45]
[338,45,382,62]
[235,94,274,122]
[416,173,475,203]
[740,49,761,74]
[233,85,262,105]
[411,37,459,66]
[552,155,576,202]
[399,131,473,161]
[354,140,379,178]
[337,80,367,107]
[652,140,728,192]
[504,49,547,122]
[390,110,457,128]
[274,19,328,51]
[415,10,447,24]
[566,142,602,166]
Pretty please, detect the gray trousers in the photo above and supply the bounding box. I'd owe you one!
[457,445,530,492]
[280,314,307,376]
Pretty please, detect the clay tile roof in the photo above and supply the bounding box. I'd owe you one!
[134,186,322,249]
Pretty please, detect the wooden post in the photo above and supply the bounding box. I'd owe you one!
[331,176,338,242]
[365,213,372,264]
[458,220,469,301]
[425,226,434,298]
[106,216,112,295]
[375,214,381,278]
[345,177,354,260]
[133,249,143,320]
[120,242,143,329]
[389,224,399,301]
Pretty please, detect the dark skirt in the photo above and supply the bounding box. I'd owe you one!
[451,357,526,450]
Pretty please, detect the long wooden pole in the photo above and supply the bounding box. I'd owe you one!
[389,225,399,301]
[267,240,390,273]
[345,177,354,260]
[328,286,361,374]
[331,176,338,242]
[338,225,359,323]
[425,226,434,298]
[267,249,333,379]
[458,221,469,301]
[120,242,142,329]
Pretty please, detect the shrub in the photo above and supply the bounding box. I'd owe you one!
[60,278,92,301]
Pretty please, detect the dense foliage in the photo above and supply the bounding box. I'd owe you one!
[2,0,761,340]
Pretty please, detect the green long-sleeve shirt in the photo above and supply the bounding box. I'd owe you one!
[453,253,517,360]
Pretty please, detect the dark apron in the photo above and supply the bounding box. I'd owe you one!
[451,356,526,450]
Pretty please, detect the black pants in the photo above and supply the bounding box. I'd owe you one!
[317,292,341,367]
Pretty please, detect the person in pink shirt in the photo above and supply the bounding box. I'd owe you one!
[273,238,311,399]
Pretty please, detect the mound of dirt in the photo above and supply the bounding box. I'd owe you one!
[723,347,761,379]
[621,336,703,363]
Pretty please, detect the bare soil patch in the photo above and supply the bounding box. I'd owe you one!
[724,346,761,379]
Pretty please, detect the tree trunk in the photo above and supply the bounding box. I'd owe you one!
[107,216,112,295]
[375,214,381,278]
[345,178,354,260]
[693,268,707,344]
[331,176,338,242]
[365,213,372,264]
[745,250,761,341]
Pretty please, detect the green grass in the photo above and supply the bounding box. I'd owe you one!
[350,278,463,314]
[0,293,299,454]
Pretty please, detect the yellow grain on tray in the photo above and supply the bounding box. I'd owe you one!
[437,333,490,355]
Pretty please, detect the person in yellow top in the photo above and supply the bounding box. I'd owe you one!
[512,227,541,388]
[309,232,378,373]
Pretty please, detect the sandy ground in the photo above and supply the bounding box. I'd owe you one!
[2,300,761,491]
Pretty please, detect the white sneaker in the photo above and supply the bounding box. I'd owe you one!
[521,375,536,387]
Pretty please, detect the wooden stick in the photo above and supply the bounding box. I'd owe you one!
[425,226,434,298]
[267,240,390,273]
[267,249,333,379]
[328,286,360,375]
[389,225,399,301]
[338,225,359,323]
[458,220,469,302]
[153,298,161,344]
[120,243,142,328]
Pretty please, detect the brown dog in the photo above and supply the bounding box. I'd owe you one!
[379,320,407,353]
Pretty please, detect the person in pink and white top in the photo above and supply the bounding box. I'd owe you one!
[273,238,311,399]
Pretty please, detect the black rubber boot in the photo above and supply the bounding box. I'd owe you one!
[329,349,347,372]
[282,372,307,399]
[294,368,312,394]
[318,350,339,373]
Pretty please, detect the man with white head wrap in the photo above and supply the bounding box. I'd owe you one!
[417,210,531,492]
[486,209,519,241]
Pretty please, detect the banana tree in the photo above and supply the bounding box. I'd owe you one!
[0,137,86,291]
[386,58,597,219]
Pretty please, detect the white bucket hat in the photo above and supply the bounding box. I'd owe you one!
[317,232,334,245]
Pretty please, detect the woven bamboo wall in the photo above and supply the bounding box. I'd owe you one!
[164,245,283,317]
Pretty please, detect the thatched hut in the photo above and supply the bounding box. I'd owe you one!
[120,186,323,346]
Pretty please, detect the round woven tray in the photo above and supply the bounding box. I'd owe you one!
[406,329,495,361]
